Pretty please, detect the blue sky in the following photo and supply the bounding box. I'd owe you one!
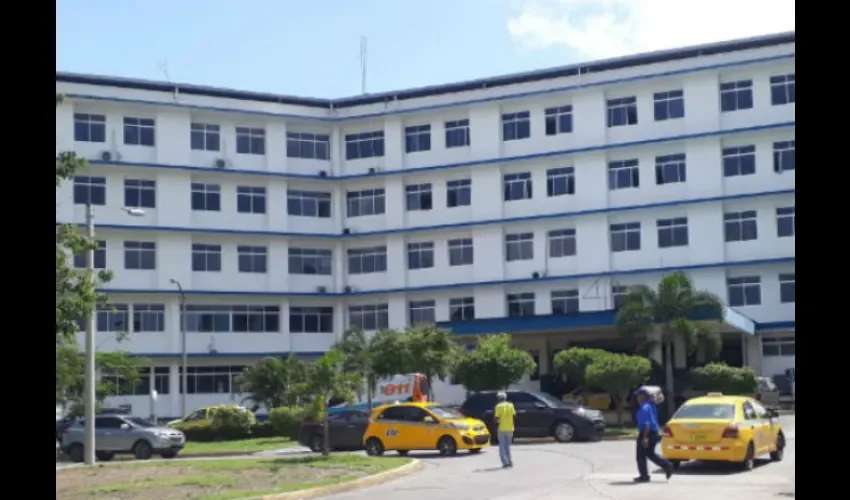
[57,0,794,99]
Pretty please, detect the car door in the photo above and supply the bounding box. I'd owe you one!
[323,412,349,448]
[375,406,407,449]
[94,416,124,451]
[340,411,370,449]
[750,400,777,455]
[740,401,767,455]
[507,392,550,437]
[405,406,441,449]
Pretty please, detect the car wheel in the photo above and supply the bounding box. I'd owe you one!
[739,442,755,471]
[133,440,154,460]
[437,436,457,456]
[365,438,384,457]
[397,450,409,456]
[67,444,84,463]
[469,448,482,454]
[95,451,115,461]
[770,434,785,462]
[670,460,682,469]
[553,421,575,443]
[309,435,324,453]
[160,452,178,459]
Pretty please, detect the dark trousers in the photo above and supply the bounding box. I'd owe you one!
[636,431,671,478]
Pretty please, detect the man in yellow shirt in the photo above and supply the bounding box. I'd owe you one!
[494,391,516,468]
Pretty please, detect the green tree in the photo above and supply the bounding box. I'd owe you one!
[333,326,379,410]
[58,344,146,416]
[399,323,460,400]
[453,334,537,393]
[615,271,724,415]
[369,328,407,379]
[236,355,306,410]
[690,362,757,395]
[552,347,610,389]
[584,353,652,426]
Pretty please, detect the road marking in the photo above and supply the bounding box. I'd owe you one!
[585,473,793,486]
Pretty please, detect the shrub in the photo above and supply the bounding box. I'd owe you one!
[175,420,217,442]
[690,362,757,395]
[269,406,307,440]
[250,421,279,438]
[210,406,253,440]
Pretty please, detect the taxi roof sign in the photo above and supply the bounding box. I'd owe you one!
[706,392,724,397]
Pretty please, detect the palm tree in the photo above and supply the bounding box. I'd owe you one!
[333,327,379,410]
[236,355,306,411]
[615,271,724,415]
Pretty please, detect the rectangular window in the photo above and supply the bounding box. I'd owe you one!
[191,182,221,211]
[178,365,248,394]
[236,127,266,155]
[348,246,387,274]
[612,285,629,310]
[286,132,330,160]
[505,232,534,262]
[653,90,685,121]
[237,186,267,214]
[184,305,231,332]
[547,167,575,197]
[288,248,332,275]
[551,290,579,315]
[657,217,689,248]
[405,125,431,153]
[289,307,334,333]
[124,179,156,209]
[720,80,754,112]
[502,111,531,141]
[124,241,156,270]
[773,140,795,172]
[724,210,758,242]
[504,172,533,201]
[190,123,220,152]
[607,97,638,127]
[608,159,640,190]
[97,304,129,332]
[287,190,331,218]
[407,242,435,270]
[507,292,535,317]
[231,306,280,332]
[722,145,756,177]
[655,153,687,185]
[133,304,165,332]
[776,207,795,237]
[346,188,386,217]
[74,113,106,143]
[762,338,795,357]
[73,176,106,206]
[349,304,389,330]
[191,243,222,272]
[237,245,267,273]
[405,183,433,211]
[779,273,795,303]
[409,300,436,325]
[445,119,470,148]
[610,222,641,252]
[548,229,576,258]
[770,74,795,106]
[545,105,573,135]
[449,297,475,321]
[345,131,385,160]
[74,240,106,269]
[448,238,474,266]
[446,179,471,207]
[727,276,761,307]
[123,117,155,146]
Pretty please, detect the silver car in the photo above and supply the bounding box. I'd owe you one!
[61,414,185,462]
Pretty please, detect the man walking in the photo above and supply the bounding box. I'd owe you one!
[494,391,515,468]
[634,388,673,483]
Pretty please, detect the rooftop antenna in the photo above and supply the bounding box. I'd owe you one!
[360,36,367,94]
[159,61,179,101]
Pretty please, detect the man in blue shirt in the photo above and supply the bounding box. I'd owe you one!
[634,389,673,483]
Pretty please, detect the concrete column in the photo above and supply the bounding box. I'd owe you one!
[673,336,687,369]
[168,363,180,416]
[540,336,551,375]
[648,330,663,365]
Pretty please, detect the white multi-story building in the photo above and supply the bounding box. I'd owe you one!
[56,32,795,418]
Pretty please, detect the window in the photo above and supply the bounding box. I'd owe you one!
[236,127,266,155]
[405,183,433,211]
[238,245,267,273]
[449,297,475,321]
[190,123,220,151]
[348,246,387,274]
[191,182,221,211]
[770,74,795,105]
[607,97,638,127]
[124,179,156,209]
[237,186,267,214]
[447,179,471,207]
[288,248,332,275]
[286,132,330,160]
[409,300,436,325]
[287,190,331,218]
[74,113,106,143]
[504,172,533,201]
[762,337,795,357]
[345,131,385,160]
[608,159,640,190]
[349,304,389,330]
[720,80,753,112]
[407,242,435,270]
[722,145,756,177]
[502,111,531,141]
[346,189,386,217]
[405,125,431,153]
[507,293,535,317]
[123,117,155,146]
[184,305,230,332]
[547,167,575,197]
[232,306,279,332]
[657,217,689,248]
[178,365,247,394]
[724,211,758,242]
[610,222,641,252]
[125,367,170,396]
[551,290,579,315]
[727,276,761,307]
[94,416,124,428]
[548,229,576,258]
[289,307,334,333]
[779,273,795,303]
[612,285,629,310]
[545,105,573,135]
[448,238,474,266]
[184,305,279,333]
[773,141,795,172]
[191,243,222,272]
[124,241,156,270]
[97,304,129,332]
[655,153,687,185]
[133,304,165,332]
[73,176,106,205]
[74,240,106,269]
[776,207,795,237]
[445,119,470,148]
[653,90,685,121]
[505,232,534,262]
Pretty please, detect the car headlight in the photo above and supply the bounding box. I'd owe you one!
[154,432,172,439]
[571,408,587,417]
[452,423,471,431]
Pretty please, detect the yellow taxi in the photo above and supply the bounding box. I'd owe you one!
[661,393,786,470]
[362,402,490,456]
[166,405,255,428]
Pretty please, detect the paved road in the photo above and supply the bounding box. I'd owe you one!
[326,416,795,500]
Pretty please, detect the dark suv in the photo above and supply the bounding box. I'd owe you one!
[460,390,605,443]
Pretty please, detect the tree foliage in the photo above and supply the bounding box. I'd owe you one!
[236,355,306,411]
[690,362,757,395]
[552,347,610,388]
[369,328,408,379]
[332,327,379,409]
[401,324,460,399]
[58,343,146,414]
[453,334,537,392]
[584,353,652,426]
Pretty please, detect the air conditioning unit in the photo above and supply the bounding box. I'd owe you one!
[319,170,328,177]
[532,271,541,279]
[368,167,377,174]
[316,285,327,293]
[342,228,351,235]
[214,158,227,169]
[101,151,112,161]
[344,285,354,293]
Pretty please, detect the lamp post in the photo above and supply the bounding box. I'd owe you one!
[170,278,187,417]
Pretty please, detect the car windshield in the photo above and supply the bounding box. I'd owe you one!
[127,417,156,427]
[675,403,736,420]
[428,406,465,419]
[533,392,567,408]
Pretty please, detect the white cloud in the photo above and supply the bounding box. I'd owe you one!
[507,0,795,60]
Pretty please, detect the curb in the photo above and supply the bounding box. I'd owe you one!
[599,434,637,441]
[258,459,423,500]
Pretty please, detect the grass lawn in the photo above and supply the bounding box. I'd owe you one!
[181,437,300,456]
[603,427,639,438]
[57,455,410,500]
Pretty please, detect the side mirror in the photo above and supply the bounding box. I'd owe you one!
[120,423,131,430]
[423,416,436,424]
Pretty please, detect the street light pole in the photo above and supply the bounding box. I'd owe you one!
[170,279,187,417]
[83,202,96,466]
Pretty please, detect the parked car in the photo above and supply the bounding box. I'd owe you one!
[55,407,130,441]
[166,404,255,428]
[460,390,605,443]
[298,409,371,452]
[61,414,186,462]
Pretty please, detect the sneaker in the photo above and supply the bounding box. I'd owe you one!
[665,465,674,480]
[633,476,651,483]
